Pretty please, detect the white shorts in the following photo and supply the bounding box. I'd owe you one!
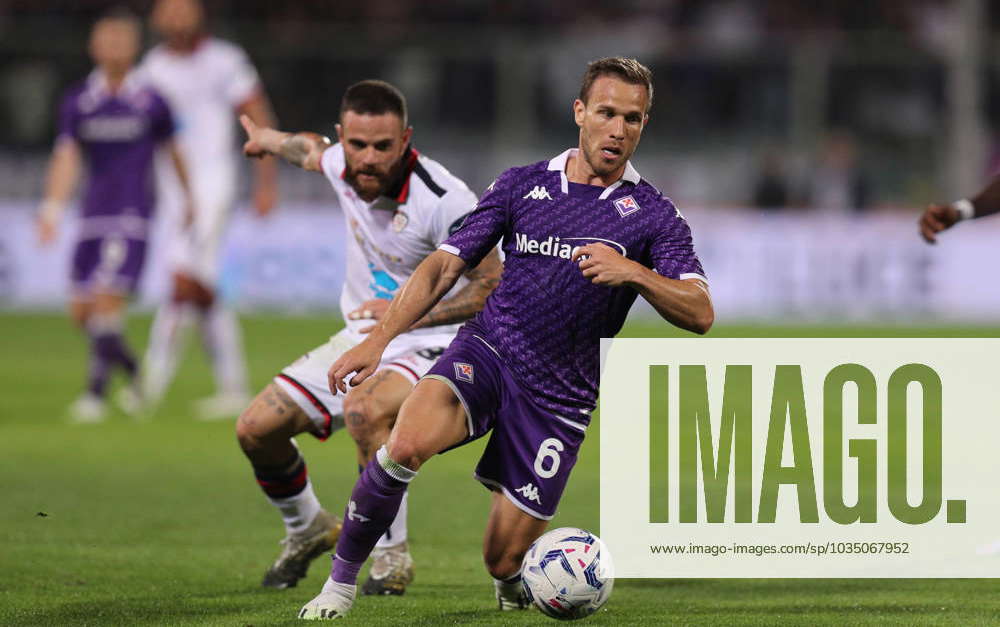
[274,328,453,440]
[164,170,234,286]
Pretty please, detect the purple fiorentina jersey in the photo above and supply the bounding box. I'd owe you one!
[58,70,174,239]
[441,148,707,420]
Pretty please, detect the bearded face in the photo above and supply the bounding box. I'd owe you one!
[337,111,412,202]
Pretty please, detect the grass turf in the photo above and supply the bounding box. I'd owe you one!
[1,312,998,625]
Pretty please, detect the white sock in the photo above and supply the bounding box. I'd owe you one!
[143,302,193,403]
[375,490,409,548]
[197,305,248,397]
[270,480,322,536]
[494,572,524,600]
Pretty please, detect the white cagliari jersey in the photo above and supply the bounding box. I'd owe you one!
[141,37,259,184]
[320,143,479,339]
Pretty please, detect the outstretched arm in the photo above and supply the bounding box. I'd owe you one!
[572,243,713,335]
[37,138,81,245]
[919,176,1000,243]
[329,250,468,393]
[237,93,279,215]
[240,114,330,173]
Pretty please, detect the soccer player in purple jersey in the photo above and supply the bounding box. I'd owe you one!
[37,9,195,422]
[298,57,714,619]
[918,176,1000,243]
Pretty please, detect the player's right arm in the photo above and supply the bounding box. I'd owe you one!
[166,139,196,228]
[919,176,1000,243]
[239,114,329,172]
[329,250,469,393]
[37,137,81,245]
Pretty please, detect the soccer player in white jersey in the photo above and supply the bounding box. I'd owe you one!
[235,80,502,594]
[139,0,279,418]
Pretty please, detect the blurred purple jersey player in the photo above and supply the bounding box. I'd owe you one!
[299,57,714,620]
[37,9,195,423]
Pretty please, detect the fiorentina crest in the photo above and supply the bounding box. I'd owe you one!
[614,195,640,217]
[454,362,474,383]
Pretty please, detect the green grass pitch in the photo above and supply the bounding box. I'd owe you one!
[2,312,999,625]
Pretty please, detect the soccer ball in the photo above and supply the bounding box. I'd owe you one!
[521,527,614,620]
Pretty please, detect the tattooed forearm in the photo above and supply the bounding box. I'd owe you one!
[278,134,314,167]
[411,267,500,329]
[277,132,330,170]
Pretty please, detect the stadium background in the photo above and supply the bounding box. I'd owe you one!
[3,1,1000,624]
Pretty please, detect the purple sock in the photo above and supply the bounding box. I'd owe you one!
[330,446,416,584]
[86,334,113,397]
[100,332,137,377]
[87,331,139,397]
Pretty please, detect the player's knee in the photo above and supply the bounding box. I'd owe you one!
[343,392,392,446]
[385,436,426,472]
[69,307,89,329]
[236,407,282,456]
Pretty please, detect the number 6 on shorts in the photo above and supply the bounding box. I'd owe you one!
[533,437,565,479]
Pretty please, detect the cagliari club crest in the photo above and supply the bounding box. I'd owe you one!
[392,211,409,233]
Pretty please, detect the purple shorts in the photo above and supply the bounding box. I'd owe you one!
[71,236,147,295]
[423,329,587,520]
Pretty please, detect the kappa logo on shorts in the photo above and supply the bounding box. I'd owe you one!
[454,362,474,383]
[613,195,641,217]
[515,482,542,504]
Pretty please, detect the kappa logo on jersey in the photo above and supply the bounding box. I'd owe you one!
[522,185,553,200]
[515,483,542,504]
[391,211,408,233]
[613,195,641,217]
[514,233,627,259]
[454,362,474,383]
[348,500,371,523]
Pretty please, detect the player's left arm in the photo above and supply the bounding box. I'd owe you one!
[236,90,278,216]
[571,245,713,335]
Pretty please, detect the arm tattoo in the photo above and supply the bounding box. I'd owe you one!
[413,266,500,329]
[278,134,315,168]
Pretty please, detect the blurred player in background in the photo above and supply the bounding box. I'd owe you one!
[918,177,1000,242]
[140,0,278,418]
[37,9,194,423]
[302,58,713,619]
[237,80,501,593]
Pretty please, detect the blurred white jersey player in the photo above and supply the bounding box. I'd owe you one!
[235,80,500,593]
[140,0,278,418]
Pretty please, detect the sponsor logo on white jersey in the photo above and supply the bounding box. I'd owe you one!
[347,500,371,523]
[513,233,627,259]
[515,483,542,504]
[522,186,552,200]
